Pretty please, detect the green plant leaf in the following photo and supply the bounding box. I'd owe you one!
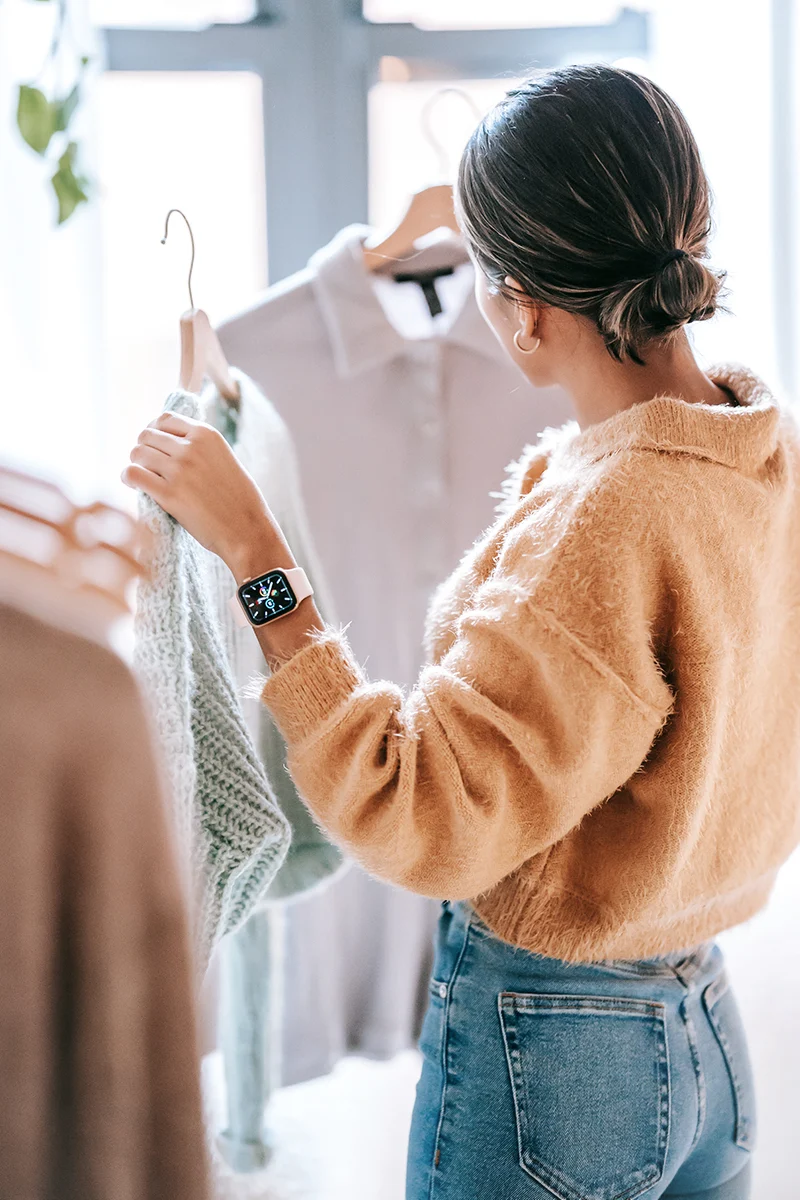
[54,82,80,132]
[51,143,89,225]
[17,85,56,155]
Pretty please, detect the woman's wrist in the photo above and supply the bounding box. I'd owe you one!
[224,518,296,585]
[254,597,326,669]
[223,515,326,668]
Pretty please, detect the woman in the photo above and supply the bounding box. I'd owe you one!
[124,66,800,1199]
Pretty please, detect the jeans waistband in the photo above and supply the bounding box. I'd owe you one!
[455,900,716,986]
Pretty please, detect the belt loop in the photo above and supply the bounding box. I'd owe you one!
[673,942,714,987]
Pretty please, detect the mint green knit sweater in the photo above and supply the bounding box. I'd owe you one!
[134,390,291,971]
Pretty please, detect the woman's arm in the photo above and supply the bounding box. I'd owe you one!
[252,584,671,899]
[124,410,673,899]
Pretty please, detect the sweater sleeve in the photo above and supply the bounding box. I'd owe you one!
[259,532,674,899]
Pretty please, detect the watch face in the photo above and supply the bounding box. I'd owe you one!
[239,571,297,626]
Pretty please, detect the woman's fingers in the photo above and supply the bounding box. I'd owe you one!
[129,443,173,478]
[137,426,185,457]
[149,410,199,437]
[121,462,169,504]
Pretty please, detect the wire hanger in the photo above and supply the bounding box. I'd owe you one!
[363,86,483,273]
[162,209,241,409]
[419,86,483,181]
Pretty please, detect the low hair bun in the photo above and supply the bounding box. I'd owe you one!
[456,64,727,365]
[597,251,725,364]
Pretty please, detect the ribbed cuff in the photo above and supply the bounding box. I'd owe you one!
[260,628,364,743]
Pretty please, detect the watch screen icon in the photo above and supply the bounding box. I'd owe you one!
[238,570,297,626]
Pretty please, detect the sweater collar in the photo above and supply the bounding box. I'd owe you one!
[504,365,781,507]
[557,364,780,475]
[309,224,506,379]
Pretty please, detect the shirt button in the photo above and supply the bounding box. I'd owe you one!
[438,983,448,999]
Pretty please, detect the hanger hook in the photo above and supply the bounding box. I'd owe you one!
[161,208,195,310]
[420,87,484,182]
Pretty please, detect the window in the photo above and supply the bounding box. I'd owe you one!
[96,71,266,478]
[89,0,255,28]
[101,4,647,282]
[95,0,789,397]
[369,76,518,228]
[363,1,626,29]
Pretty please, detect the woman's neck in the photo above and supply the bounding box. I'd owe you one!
[560,331,729,432]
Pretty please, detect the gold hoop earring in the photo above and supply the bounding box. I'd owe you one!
[513,329,541,355]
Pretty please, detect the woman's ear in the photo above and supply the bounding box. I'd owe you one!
[504,276,541,349]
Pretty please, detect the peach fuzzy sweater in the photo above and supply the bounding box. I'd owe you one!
[261,364,800,961]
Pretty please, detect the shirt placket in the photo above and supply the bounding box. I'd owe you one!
[409,340,448,612]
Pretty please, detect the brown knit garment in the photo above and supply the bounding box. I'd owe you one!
[0,604,209,1200]
[261,364,800,962]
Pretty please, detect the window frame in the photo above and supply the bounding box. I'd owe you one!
[101,0,649,283]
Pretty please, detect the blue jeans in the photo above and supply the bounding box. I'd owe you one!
[407,901,755,1200]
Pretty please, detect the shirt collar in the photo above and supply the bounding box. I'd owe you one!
[309,224,508,379]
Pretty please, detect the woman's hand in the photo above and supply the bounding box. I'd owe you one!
[122,411,277,576]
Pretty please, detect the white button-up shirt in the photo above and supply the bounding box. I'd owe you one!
[220,224,573,686]
[217,226,572,1091]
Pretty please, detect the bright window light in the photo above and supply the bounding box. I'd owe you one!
[89,1,255,28]
[369,78,518,230]
[363,1,624,29]
[96,71,267,492]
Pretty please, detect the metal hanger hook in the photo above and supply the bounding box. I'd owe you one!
[161,208,195,310]
[420,86,484,182]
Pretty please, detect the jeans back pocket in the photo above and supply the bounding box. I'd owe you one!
[498,992,670,1200]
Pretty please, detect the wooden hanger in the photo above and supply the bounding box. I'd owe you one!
[162,209,241,409]
[363,184,460,273]
[363,87,483,274]
[0,464,145,635]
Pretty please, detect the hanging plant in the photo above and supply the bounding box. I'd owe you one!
[13,0,91,224]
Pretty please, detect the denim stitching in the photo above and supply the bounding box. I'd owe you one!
[498,993,670,1200]
[603,944,713,982]
[659,1010,672,1181]
[703,978,753,1150]
[503,993,667,1016]
[680,996,707,1157]
[670,944,715,988]
[497,993,529,1197]
[428,911,473,1197]
[598,961,680,979]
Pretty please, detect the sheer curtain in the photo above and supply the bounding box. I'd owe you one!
[0,0,107,500]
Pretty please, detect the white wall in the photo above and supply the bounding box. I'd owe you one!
[642,0,781,391]
[646,11,799,1193]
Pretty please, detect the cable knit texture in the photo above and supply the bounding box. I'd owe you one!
[261,364,800,962]
[134,390,291,972]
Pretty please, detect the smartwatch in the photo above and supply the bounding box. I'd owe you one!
[230,567,314,629]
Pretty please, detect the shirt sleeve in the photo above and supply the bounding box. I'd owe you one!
[259,543,674,900]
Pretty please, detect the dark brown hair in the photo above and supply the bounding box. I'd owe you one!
[457,64,725,363]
